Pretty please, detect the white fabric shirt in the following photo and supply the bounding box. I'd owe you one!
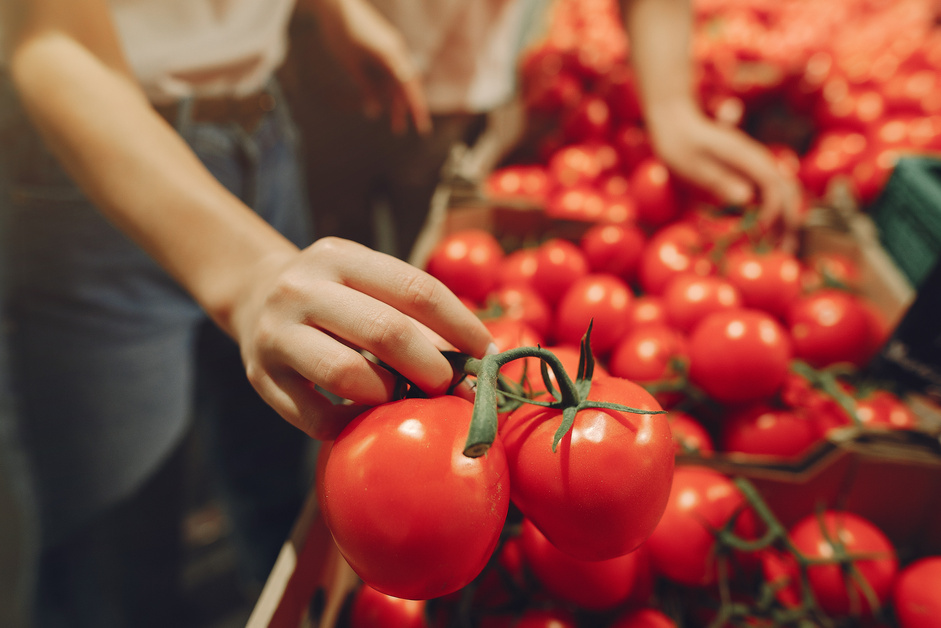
[369,0,530,113]
[110,0,296,103]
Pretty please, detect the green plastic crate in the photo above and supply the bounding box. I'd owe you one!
[870,156,941,289]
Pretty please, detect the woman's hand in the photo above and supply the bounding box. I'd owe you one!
[647,102,802,251]
[231,237,494,439]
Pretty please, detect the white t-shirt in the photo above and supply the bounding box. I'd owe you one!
[369,0,531,113]
[110,0,296,103]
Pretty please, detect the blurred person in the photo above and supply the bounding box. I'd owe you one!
[0,1,494,626]
[284,0,540,261]
[621,0,801,249]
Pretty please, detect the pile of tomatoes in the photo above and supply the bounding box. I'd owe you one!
[308,1,941,626]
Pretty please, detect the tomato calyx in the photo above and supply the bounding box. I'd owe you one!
[453,323,667,457]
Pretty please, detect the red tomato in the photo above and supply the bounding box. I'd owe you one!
[580,222,647,284]
[553,273,633,355]
[645,466,754,587]
[320,396,510,600]
[599,65,643,125]
[723,248,803,321]
[662,273,744,334]
[788,289,875,368]
[893,556,941,628]
[519,518,646,612]
[485,165,550,205]
[499,248,540,289]
[608,324,689,407]
[669,410,715,455]
[611,123,652,172]
[513,607,578,628]
[625,295,668,330]
[720,403,820,459]
[485,318,544,354]
[562,94,613,143]
[638,222,714,296]
[530,238,590,305]
[853,389,918,430]
[630,157,683,228]
[545,185,606,222]
[547,143,604,188]
[776,511,898,618]
[425,229,504,305]
[609,608,678,628]
[349,584,428,628]
[688,308,792,404]
[485,285,552,341]
[502,377,673,561]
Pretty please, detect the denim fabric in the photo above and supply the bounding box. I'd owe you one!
[0,75,314,614]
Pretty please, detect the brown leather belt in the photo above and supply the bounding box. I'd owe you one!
[153,90,278,133]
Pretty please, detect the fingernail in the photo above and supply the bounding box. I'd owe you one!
[485,342,500,356]
[454,379,477,400]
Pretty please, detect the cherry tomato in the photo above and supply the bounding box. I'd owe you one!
[545,185,606,222]
[502,377,673,561]
[720,403,819,458]
[562,94,613,143]
[530,238,590,305]
[638,222,714,296]
[425,229,505,305]
[547,143,604,188]
[485,165,550,205]
[349,584,428,628]
[777,511,898,618]
[625,295,669,330]
[662,273,744,334]
[519,518,646,612]
[688,308,792,404]
[553,273,633,355]
[723,248,803,321]
[645,466,755,588]
[320,396,510,600]
[893,556,941,628]
[788,289,875,369]
[580,222,647,284]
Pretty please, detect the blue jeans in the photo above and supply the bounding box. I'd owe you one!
[0,77,314,626]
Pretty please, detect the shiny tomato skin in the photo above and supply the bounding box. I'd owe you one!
[788,289,875,368]
[530,238,590,306]
[485,315,545,354]
[720,403,819,459]
[688,308,792,404]
[608,323,688,407]
[893,556,941,628]
[580,222,647,284]
[349,584,429,628]
[609,607,678,628]
[553,273,633,355]
[547,143,604,188]
[485,165,550,205]
[519,518,645,612]
[723,248,804,321]
[645,466,751,588]
[501,377,673,561]
[545,185,607,222]
[638,222,714,296]
[499,248,540,289]
[662,273,743,334]
[854,390,918,430]
[625,295,668,330]
[425,229,504,305]
[484,285,552,341]
[785,511,898,618]
[320,396,510,600]
[669,410,715,455]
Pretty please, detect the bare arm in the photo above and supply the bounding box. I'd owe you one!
[621,0,800,249]
[2,0,492,438]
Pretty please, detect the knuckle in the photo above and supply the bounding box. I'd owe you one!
[362,310,412,352]
[315,351,362,394]
[398,272,441,311]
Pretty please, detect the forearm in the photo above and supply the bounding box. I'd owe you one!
[7,21,296,337]
[620,0,697,125]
